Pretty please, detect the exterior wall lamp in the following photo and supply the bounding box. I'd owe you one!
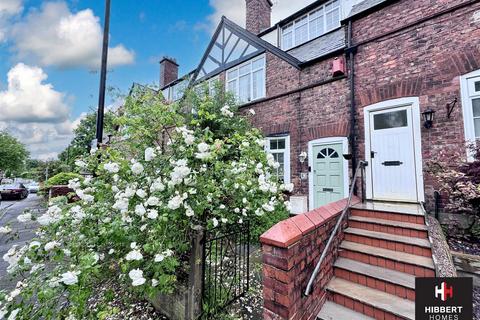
[298,151,307,164]
[422,108,436,129]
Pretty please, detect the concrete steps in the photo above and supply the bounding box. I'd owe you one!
[344,227,432,257]
[317,301,374,320]
[327,278,415,320]
[349,215,428,238]
[316,201,435,319]
[334,257,416,300]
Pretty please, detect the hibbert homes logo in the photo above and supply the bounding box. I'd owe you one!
[416,278,473,320]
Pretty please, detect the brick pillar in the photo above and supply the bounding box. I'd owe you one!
[160,57,179,88]
[260,198,360,320]
[245,0,272,35]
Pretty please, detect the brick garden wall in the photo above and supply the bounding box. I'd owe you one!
[260,197,360,319]
[351,0,480,208]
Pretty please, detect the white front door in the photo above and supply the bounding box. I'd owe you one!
[368,105,419,202]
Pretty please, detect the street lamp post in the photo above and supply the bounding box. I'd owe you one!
[95,0,111,146]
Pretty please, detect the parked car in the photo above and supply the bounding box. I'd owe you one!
[0,183,29,200]
[26,182,40,193]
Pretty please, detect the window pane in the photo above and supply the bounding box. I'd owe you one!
[282,31,293,50]
[238,75,250,102]
[373,110,408,130]
[475,119,480,138]
[252,70,265,100]
[475,81,480,92]
[270,140,278,150]
[309,16,324,39]
[277,139,286,149]
[227,69,238,80]
[227,80,236,94]
[326,8,340,30]
[473,98,480,117]
[239,63,251,76]
[294,19,308,46]
[252,57,265,70]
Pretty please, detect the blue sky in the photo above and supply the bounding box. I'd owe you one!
[0,0,313,159]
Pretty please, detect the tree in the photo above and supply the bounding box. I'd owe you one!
[58,111,116,167]
[0,131,29,181]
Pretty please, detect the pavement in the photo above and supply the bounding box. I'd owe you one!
[0,194,45,292]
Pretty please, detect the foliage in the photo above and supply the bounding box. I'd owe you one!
[58,111,116,168]
[0,85,290,319]
[426,144,480,239]
[46,173,84,188]
[0,131,29,181]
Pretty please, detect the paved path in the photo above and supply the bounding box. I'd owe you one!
[0,194,45,291]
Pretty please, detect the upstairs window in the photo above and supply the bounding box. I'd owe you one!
[226,55,266,104]
[281,0,340,50]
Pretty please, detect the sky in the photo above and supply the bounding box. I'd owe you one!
[0,0,316,160]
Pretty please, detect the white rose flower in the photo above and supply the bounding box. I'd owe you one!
[131,162,144,175]
[144,147,156,162]
[108,249,115,254]
[136,189,147,198]
[221,218,228,224]
[146,196,160,206]
[212,218,219,227]
[150,178,165,192]
[184,135,195,145]
[45,241,60,251]
[262,203,275,212]
[29,241,41,249]
[154,254,165,262]
[167,195,183,210]
[125,250,143,261]
[104,162,120,173]
[283,183,294,193]
[185,206,194,217]
[249,108,256,115]
[221,105,234,117]
[129,269,146,286]
[147,209,158,220]
[75,160,87,168]
[135,204,146,216]
[60,271,80,285]
[152,279,159,287]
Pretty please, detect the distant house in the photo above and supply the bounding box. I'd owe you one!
[158,0,480,215]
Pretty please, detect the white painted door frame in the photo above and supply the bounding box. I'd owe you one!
[308,137,349,211]
[363,97,425,202]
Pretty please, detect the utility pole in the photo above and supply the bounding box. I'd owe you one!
[95,0,111,145]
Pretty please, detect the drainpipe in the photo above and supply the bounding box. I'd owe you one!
[347,20,358,194]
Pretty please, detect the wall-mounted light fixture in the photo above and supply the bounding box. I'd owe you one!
[422,108,436,129]
[446,97,458,119]
[298,151,307,164]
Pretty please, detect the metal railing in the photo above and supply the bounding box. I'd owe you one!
[304,160,367,296]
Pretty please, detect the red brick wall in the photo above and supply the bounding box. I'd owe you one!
[160,58,179,88]
[246,0,272,34]
[352,0,480,208]
[260,197,360,320]
[243,53,350,197]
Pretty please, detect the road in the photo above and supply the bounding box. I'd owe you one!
[0,194,45,291]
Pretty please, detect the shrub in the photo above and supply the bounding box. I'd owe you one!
[45,172,83,188]
[0,85,290,319]
[427,144,480,239]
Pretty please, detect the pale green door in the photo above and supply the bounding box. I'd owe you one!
[312,143,345,209]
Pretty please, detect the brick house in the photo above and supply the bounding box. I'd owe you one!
[159,0,480,215]
[155,0,480,318]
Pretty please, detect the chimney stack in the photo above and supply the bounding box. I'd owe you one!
[159,57,179,88]
[245,0,272,35]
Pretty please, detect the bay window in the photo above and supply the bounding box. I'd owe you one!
[226,55,266,104]
[281,0,340,50]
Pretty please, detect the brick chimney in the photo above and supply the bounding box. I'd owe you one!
[159,57,179,88]
[245,0,272,35]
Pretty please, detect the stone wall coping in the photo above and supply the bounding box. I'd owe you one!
[260,197,360,248]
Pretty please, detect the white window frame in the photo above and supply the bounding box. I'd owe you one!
[265,135,291,184]
[226,55,266,104]
[461,69,480,161]
[281,0,341,50]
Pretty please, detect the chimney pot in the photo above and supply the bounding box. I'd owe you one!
[159,57,179,88]
[245,0,272,35]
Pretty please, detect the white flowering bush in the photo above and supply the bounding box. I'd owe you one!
[0,86,290,319]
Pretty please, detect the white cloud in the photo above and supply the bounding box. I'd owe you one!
[202,0,316,34]
[11,1,135,69]
[0,63,80,160]
[0,0,23,42]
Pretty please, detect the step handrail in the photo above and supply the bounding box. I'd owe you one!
[304,160,368,296]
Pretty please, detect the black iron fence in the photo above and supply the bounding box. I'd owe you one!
[201,220,251,315]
